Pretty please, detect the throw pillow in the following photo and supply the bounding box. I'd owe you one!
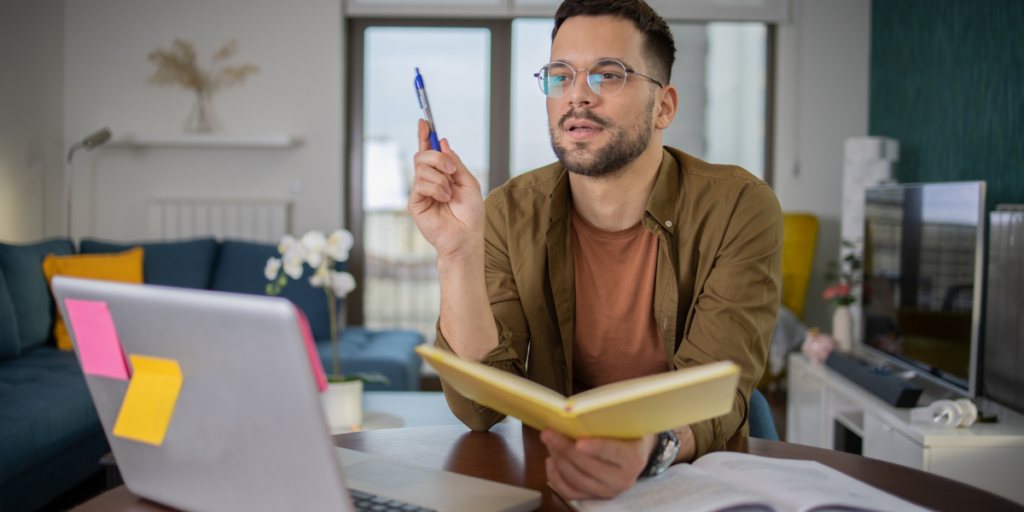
[80,238,219,289]
[42,247,144,350]
[0,238,75,352]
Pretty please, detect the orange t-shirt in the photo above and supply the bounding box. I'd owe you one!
[570,207,668,394]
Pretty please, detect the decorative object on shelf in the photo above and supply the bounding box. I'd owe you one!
[263,230,388,429]
[823,239,862,352]
[147,39,259,133]
[800,328,836,363]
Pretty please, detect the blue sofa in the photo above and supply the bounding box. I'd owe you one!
[0,237,423,512]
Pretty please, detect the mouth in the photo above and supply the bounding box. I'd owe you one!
[563,119,604,140]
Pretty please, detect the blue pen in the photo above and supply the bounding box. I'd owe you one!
[414,68,442,152]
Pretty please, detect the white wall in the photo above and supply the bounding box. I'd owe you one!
[0,0,65,243]
[773,0,872,331]
[65,0,343,242]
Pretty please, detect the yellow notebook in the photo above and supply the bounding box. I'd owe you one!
[416,345,740,439]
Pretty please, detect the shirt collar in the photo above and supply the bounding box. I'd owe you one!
[546,147,679,234]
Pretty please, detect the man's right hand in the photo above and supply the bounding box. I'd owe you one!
[408,119,485,260]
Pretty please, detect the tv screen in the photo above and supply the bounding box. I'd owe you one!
[862,182,986,395]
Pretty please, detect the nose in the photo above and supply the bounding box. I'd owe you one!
[566,69,598,107]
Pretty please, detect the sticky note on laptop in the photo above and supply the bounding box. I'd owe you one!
[113,355,183,446]
[63,299,130,380]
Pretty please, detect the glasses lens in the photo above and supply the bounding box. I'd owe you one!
[538,63,574,98]
[587,60,627,97]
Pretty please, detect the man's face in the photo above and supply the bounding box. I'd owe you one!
[547,15,660,178]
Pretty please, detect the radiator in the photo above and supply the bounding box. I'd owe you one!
[984,208,1024,414]
[146,199,292,243]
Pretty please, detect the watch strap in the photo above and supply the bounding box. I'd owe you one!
[640,430,680,478]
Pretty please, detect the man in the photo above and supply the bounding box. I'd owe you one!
[408,0,782,500]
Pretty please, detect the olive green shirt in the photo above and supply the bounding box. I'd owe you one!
[435,147,783,459]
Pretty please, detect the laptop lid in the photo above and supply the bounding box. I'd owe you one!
[52,276,352,512]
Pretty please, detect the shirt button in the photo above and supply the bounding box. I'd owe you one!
[561,305,570,314]
[665,221,673,227]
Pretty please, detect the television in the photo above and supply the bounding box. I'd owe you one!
[861,181,986,397]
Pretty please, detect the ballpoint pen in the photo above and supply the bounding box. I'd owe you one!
[414,67,442,152]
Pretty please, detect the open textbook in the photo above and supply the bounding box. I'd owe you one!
[415,345,739,439]
[568,452,932,512]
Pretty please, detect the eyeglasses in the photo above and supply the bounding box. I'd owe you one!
[534,59,664,99]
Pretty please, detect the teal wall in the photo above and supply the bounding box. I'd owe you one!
[870,0,1023,208]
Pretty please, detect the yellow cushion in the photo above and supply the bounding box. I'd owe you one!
[781,214,819,319]
[42,247,144,350]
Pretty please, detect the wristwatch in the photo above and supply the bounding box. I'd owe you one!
[640,430,680,477]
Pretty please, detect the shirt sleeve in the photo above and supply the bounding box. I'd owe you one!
[674,181,783,458]
[434,193,532,432]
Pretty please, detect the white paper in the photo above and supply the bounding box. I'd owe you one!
[693,452,933,512]
[570,464,777,512]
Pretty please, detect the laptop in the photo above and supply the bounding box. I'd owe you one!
[52,276,540,512]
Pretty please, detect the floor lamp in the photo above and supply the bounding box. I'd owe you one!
[65,128,112,238]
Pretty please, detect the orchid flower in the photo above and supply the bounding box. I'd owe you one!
[264,257,282,281]
[301,231,327,269]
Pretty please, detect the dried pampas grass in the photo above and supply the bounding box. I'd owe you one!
[147,38,259,94]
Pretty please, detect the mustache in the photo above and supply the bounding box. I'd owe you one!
[558,108,611,130]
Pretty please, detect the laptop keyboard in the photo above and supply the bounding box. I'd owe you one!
[349,489,436,512]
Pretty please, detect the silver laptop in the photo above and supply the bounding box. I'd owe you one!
[52,276,540,512]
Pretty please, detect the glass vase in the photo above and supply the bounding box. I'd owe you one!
[184,89,214,133]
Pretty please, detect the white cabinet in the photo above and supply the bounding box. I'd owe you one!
[787,353,1024,504]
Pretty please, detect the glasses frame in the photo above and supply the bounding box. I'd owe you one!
[534,59,664,98]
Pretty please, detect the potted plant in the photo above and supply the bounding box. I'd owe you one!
[823,240,862,352]
[263,230,387,429]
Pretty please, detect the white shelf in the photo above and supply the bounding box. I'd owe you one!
[107,133,300,149]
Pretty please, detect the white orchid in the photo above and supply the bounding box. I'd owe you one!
[325,229,354,262]
[277,234,297,257]
[301,231,327,268]
[330,271,357,298]
[308,264,330,288]
[282,245,306,279]
[264,257,282,281]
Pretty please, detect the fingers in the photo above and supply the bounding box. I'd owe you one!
[417,119,431,153]
[411,179,451,204]
[439,138,480,190]
[541,430,636,499]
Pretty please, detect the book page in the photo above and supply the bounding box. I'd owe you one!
[569,361,738,413]
[693,453,933,512]
[569,464,779,512]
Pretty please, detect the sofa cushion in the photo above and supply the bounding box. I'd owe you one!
[317,328,424,391]
[42,247,145,350]
[80,238,219,289]
[0,239,75,352]
[0,346,103,485]
[211,240,335,339]
[0,270,18,360]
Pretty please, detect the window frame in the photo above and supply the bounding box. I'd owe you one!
[345,18,512,325]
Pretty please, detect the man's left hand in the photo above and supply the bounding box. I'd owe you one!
[540,429,656,500]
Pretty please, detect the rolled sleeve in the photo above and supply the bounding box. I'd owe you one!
[675,182,783,458]
[434,194,531,432]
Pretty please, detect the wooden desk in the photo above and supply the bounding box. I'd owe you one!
[72,424,1023,512]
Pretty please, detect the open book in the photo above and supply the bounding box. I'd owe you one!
[415,345,739,439]
[567,452,932,512]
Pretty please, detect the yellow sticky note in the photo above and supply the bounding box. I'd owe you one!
[113,355,183,446]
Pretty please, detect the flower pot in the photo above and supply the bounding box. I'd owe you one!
[320,380,363,430]
[832,305,852,353]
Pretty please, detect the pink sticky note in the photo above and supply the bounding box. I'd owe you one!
[63,299,130,380]
[295,307,328,392]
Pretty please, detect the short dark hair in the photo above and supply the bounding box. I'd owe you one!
[552,0,676,85]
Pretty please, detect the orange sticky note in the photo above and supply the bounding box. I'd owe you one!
[113,355,183,446]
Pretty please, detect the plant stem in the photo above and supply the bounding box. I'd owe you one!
[324,260,340,379]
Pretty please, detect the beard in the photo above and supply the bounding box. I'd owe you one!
[549,94,656,178]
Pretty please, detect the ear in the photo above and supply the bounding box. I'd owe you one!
[654,84,678,130]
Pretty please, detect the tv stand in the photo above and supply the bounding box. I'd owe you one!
[787,353,1024,505]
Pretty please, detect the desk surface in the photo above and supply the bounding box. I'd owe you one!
[72,424,1023,512]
